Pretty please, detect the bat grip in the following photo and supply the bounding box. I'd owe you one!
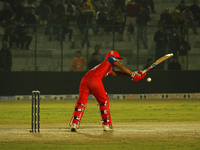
[143,65,152,73]
[142,69,147,74]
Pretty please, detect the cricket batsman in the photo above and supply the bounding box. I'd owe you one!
[69,50,146,131]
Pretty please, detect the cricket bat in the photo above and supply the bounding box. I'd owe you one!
[142,53,173,73]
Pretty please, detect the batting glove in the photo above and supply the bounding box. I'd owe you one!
[131,71,147,82]
[137,71,147,79]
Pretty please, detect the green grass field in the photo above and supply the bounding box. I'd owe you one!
[0,99,200,150]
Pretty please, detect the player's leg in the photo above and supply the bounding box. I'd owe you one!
[69,92,88,130]
[89,79,113,131]
[69,76,90,131]
[97,94,113,130]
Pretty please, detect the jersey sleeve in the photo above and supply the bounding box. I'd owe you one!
[105,68,114,76]
[105,56,118,76]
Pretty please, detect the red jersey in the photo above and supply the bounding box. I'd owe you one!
[86,56,117,79]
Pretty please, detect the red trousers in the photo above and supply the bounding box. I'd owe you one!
[70,71,112,127]
[79,72,108,104]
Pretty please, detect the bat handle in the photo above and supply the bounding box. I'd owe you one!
[143,66,152,73]
[142,69,147,74]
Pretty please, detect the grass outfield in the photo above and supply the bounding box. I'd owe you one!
[0,99,200,150]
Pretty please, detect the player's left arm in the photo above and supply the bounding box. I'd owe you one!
[110,61,132,76]
[109,71,129,76]
[110,61,147,81]
[107,56,146,81]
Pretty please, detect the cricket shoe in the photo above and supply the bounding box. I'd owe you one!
[70,123,78,132]
[103,125,113,131]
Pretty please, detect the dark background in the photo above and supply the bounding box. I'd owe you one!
[0,71,199,96]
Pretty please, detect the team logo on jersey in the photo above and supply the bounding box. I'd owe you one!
[110,51,114,55]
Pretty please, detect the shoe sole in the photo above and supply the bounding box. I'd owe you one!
[71,128,77,132]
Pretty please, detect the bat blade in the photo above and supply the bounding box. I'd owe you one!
[143,53,173,73]
[154,53,173,65]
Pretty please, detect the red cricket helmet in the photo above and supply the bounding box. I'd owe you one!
[106,50,123,59]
